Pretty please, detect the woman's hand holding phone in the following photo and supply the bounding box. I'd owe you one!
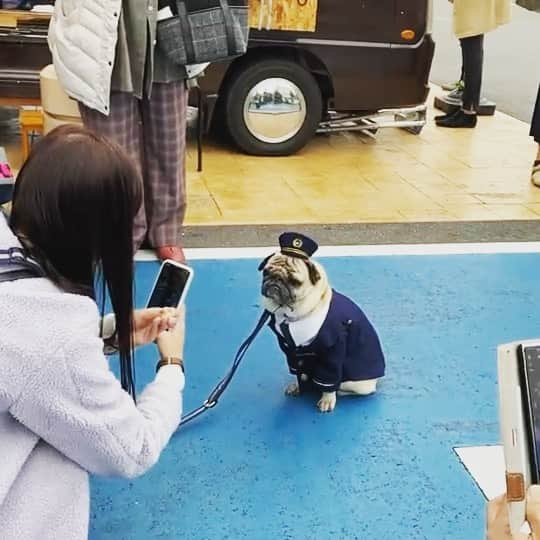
[132,307,179,347]
[487,486,540,539]
[145,260,191,365]
[156,305,186,359]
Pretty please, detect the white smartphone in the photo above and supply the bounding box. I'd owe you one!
[497,340,540,535]
[146,259,193,309]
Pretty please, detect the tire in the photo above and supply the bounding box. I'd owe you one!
[223,59,323,156]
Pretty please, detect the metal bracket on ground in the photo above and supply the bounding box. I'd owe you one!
[317,104,427,138]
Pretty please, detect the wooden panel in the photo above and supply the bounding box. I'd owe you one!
[0,10,51,28]
[249,0,318,32]
[0,97,41,106]
[0,12,51,102]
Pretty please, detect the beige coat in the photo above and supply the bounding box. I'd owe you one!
[453,0,511,39]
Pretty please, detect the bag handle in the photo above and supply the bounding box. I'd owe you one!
[219,0,238,57]
[174,1,196,63]
[163,0,239,63]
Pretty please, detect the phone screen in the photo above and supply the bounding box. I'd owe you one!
[519,345,540,483]
[147,262,191,308]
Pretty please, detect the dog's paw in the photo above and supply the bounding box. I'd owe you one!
[285,382,301,396]
[317,392,337,413]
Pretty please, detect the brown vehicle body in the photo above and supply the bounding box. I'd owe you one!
[202,0,434,116]
[0,10,50,103]
[0,1,434,154]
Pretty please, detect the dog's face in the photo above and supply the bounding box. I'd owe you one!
[259,252,324,314]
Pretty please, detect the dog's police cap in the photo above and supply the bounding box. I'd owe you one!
[279,232,318,259]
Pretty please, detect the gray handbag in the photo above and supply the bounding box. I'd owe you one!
[156,0,249,66]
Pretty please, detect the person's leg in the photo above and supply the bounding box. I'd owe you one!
[140,81,188,261]
[531,84,540,152]
[531,84,540,186]
[79,94,147,247]
[437,35,483,128]
[534,147,540,188]
[461,34,484,113]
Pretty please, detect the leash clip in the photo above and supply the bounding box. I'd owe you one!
[203,399,217,409]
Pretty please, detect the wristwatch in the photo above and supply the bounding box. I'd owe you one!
[156,356,184,373]
[100,314,118,355]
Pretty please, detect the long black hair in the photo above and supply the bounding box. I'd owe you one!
[10,125,142,397]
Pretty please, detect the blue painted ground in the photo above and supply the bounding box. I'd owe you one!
[89,253,540,540]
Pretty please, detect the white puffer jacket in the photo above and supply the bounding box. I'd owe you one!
[48,0,122,115]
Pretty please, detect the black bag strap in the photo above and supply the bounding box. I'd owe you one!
[0,247,44,283]
[165,0,239,62]
[219,0,238,57]
[176,1,196,63]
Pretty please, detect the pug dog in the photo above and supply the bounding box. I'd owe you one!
[260,232,385,413]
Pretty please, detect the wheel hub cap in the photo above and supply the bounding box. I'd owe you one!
[243,78,307,144]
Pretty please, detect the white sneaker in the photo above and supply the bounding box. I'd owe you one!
[441,80,463,91]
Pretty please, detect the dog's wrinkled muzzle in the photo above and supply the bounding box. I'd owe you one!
[262,277,293,305]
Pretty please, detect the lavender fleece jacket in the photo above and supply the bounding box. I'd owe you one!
[0,215,185,539]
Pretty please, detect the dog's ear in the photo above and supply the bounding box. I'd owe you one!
[258,254,273,272]
[305,260,321,285]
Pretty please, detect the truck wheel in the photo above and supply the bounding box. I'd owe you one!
[223,59,323,156]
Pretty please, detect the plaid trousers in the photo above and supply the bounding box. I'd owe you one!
[79,81,187,248]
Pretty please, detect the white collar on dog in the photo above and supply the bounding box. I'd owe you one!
[275,299,331,347]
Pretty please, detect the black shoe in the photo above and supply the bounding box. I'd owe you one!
[434,109,460,122]
[139,237,151,249]
[436,109,477,128]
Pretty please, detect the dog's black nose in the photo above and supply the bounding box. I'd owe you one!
[262,281,280,298]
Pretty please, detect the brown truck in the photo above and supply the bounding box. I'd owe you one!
[0,0,434,155]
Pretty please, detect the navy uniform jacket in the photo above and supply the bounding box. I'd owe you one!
[269,290,385,393]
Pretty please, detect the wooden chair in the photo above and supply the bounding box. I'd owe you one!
[19,108,44,161]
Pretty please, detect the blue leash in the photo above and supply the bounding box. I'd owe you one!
[177,309,271,428]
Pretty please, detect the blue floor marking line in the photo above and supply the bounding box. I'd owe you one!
[89,253,540,540]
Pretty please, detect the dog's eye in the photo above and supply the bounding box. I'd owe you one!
[262,269,270,277]
[290,277,302,287]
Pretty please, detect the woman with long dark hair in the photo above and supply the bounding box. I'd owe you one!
[0,125,186,539]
